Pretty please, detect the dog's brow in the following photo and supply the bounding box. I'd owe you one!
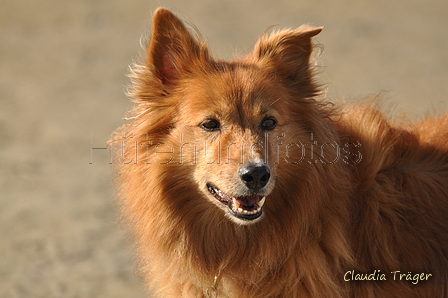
[260,98,281,114]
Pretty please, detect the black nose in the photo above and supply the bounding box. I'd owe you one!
[239,163,270,189]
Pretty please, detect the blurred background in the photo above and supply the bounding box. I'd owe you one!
[0,0,447,297]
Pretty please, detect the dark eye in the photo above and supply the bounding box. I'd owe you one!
[200,119,220,131]
[261,117,277,130]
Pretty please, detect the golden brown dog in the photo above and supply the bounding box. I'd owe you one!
[110,8,448,298]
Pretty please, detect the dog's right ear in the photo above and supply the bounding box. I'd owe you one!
[146,8,209,85]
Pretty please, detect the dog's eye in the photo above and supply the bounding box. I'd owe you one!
[200,119,220,131]
[261,117,277,130]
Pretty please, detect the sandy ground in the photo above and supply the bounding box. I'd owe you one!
[0,0,447,297]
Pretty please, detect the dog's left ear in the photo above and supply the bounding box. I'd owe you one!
[250,26,322,98]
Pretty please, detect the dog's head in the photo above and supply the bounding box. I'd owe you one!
[130,8,326,225]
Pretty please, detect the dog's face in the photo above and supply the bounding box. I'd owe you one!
[175,67,287,224]
[135,8,323,225]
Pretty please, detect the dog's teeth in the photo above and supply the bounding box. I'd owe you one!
[231,197,265,215]
[232,198,240,208]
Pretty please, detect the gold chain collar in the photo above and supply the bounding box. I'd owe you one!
[206,275,219,298]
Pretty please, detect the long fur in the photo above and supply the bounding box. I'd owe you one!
[110,8,448,298]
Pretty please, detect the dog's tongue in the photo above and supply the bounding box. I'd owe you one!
[235,194,260,208]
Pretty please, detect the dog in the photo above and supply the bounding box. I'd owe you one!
[110,8,448,298]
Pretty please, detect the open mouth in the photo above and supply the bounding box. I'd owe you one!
[206,183,265,221]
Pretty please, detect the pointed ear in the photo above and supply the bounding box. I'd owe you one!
[146,8,209,85]
[250,26,322,98]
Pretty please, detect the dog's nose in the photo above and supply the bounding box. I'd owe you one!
[239,163,270,189]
